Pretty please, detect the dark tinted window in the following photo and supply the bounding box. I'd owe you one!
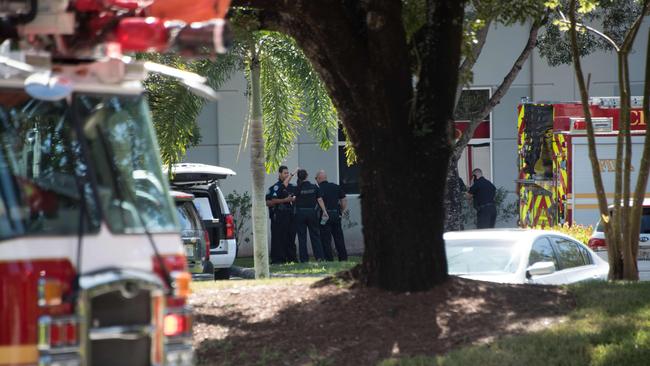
[641,208,650,234]
[338,145,359,194]
[553,238,587,269]
[597,208,650,234]
[529,237,558,267]
[175,202,201,231]
[578,244,593,264]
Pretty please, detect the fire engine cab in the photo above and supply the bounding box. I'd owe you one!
[517,97,650,228]
[0,0,231,365]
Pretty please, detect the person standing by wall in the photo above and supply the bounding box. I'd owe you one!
[293,169,328,262]
[265,166,296,264]
[467,168,497,229]
[315,169,348,261]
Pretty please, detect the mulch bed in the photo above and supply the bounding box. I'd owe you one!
[192,277,575,365]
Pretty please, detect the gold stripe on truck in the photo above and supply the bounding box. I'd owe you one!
[0,345,38,365]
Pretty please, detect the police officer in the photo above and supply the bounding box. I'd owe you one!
[265,165,296,264]
[467,168,497,229]
[293,169,328,262]
[315,170,348,261]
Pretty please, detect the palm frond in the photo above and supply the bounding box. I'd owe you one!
[142,51,240,166]
[260,33,339,151]
[341,124,358,166]
[259,36,302,172]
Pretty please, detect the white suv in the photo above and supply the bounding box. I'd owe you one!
[588,199,650,279]
[168,163,238,280]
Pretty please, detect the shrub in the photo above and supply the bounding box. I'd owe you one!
[535,222,594,245]
[225,190,252,244]
[462,187,518,227]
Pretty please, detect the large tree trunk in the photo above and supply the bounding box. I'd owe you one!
[249,48,270,279]
[234,0,465,291]
[445,159,465,231]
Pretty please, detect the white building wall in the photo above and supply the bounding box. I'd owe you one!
[184,20,650,255]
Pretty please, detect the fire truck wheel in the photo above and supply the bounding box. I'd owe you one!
[214,268,231,280]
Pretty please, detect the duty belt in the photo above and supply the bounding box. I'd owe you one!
[477,203,495,210]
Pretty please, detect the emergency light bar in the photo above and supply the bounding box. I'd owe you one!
[590,96,643,109]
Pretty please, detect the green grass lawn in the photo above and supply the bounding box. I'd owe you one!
[381,280,650,366]
[233,255,360,276]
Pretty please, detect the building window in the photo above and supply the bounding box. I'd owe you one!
[455,88,492,184]
[337,125,360,194]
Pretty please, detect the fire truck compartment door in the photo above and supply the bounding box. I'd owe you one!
[571,136,650,226]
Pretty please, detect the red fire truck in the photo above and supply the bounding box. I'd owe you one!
[517,97,649,228]
[0,0,230,365]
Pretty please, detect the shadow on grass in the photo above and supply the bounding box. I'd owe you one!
[193,278,573,365]
[380,281,650,366]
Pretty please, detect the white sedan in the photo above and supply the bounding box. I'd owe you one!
[444,229,609,284]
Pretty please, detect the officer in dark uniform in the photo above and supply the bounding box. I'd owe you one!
[467,168,497,229]
[265,165,296,264]
[315,170,348,261]
[285,182,298,262]
[293,169,329,262]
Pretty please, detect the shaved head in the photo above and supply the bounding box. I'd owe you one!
[315,169,327,184]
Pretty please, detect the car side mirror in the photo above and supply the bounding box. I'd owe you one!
[526,261,556,278]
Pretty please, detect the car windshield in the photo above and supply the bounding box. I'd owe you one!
[0,90,100,239]
[0,91,178,239]
[176,201,201,231]
[446,238,521,274]
[77,93,177,234]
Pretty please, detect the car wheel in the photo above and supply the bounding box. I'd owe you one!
[214,267,231,280]
[203,261,214,275]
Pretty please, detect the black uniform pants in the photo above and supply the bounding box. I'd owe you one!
[320,210,347,261]
[286,214,298,262]
[476,203,497,229]
[270,209,292,263]
[294,208,324,262]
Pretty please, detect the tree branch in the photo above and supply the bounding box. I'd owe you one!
[455,18,492,105]
[452,20,540,161]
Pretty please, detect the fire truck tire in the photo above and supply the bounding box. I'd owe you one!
[214,267,231,280]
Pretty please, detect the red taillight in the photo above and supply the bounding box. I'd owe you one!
[65,322,77,345]
[39,316,79,348]
[204,230,211,260]
[50,322,62,347]
[152,254,188,280]
[163,313,191,337]
[116,17,169,52]
[152,255,191,297]
[225,214,235,239]
[588,237,607,250]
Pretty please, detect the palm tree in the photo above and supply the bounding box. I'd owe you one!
[144,31,338,279]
